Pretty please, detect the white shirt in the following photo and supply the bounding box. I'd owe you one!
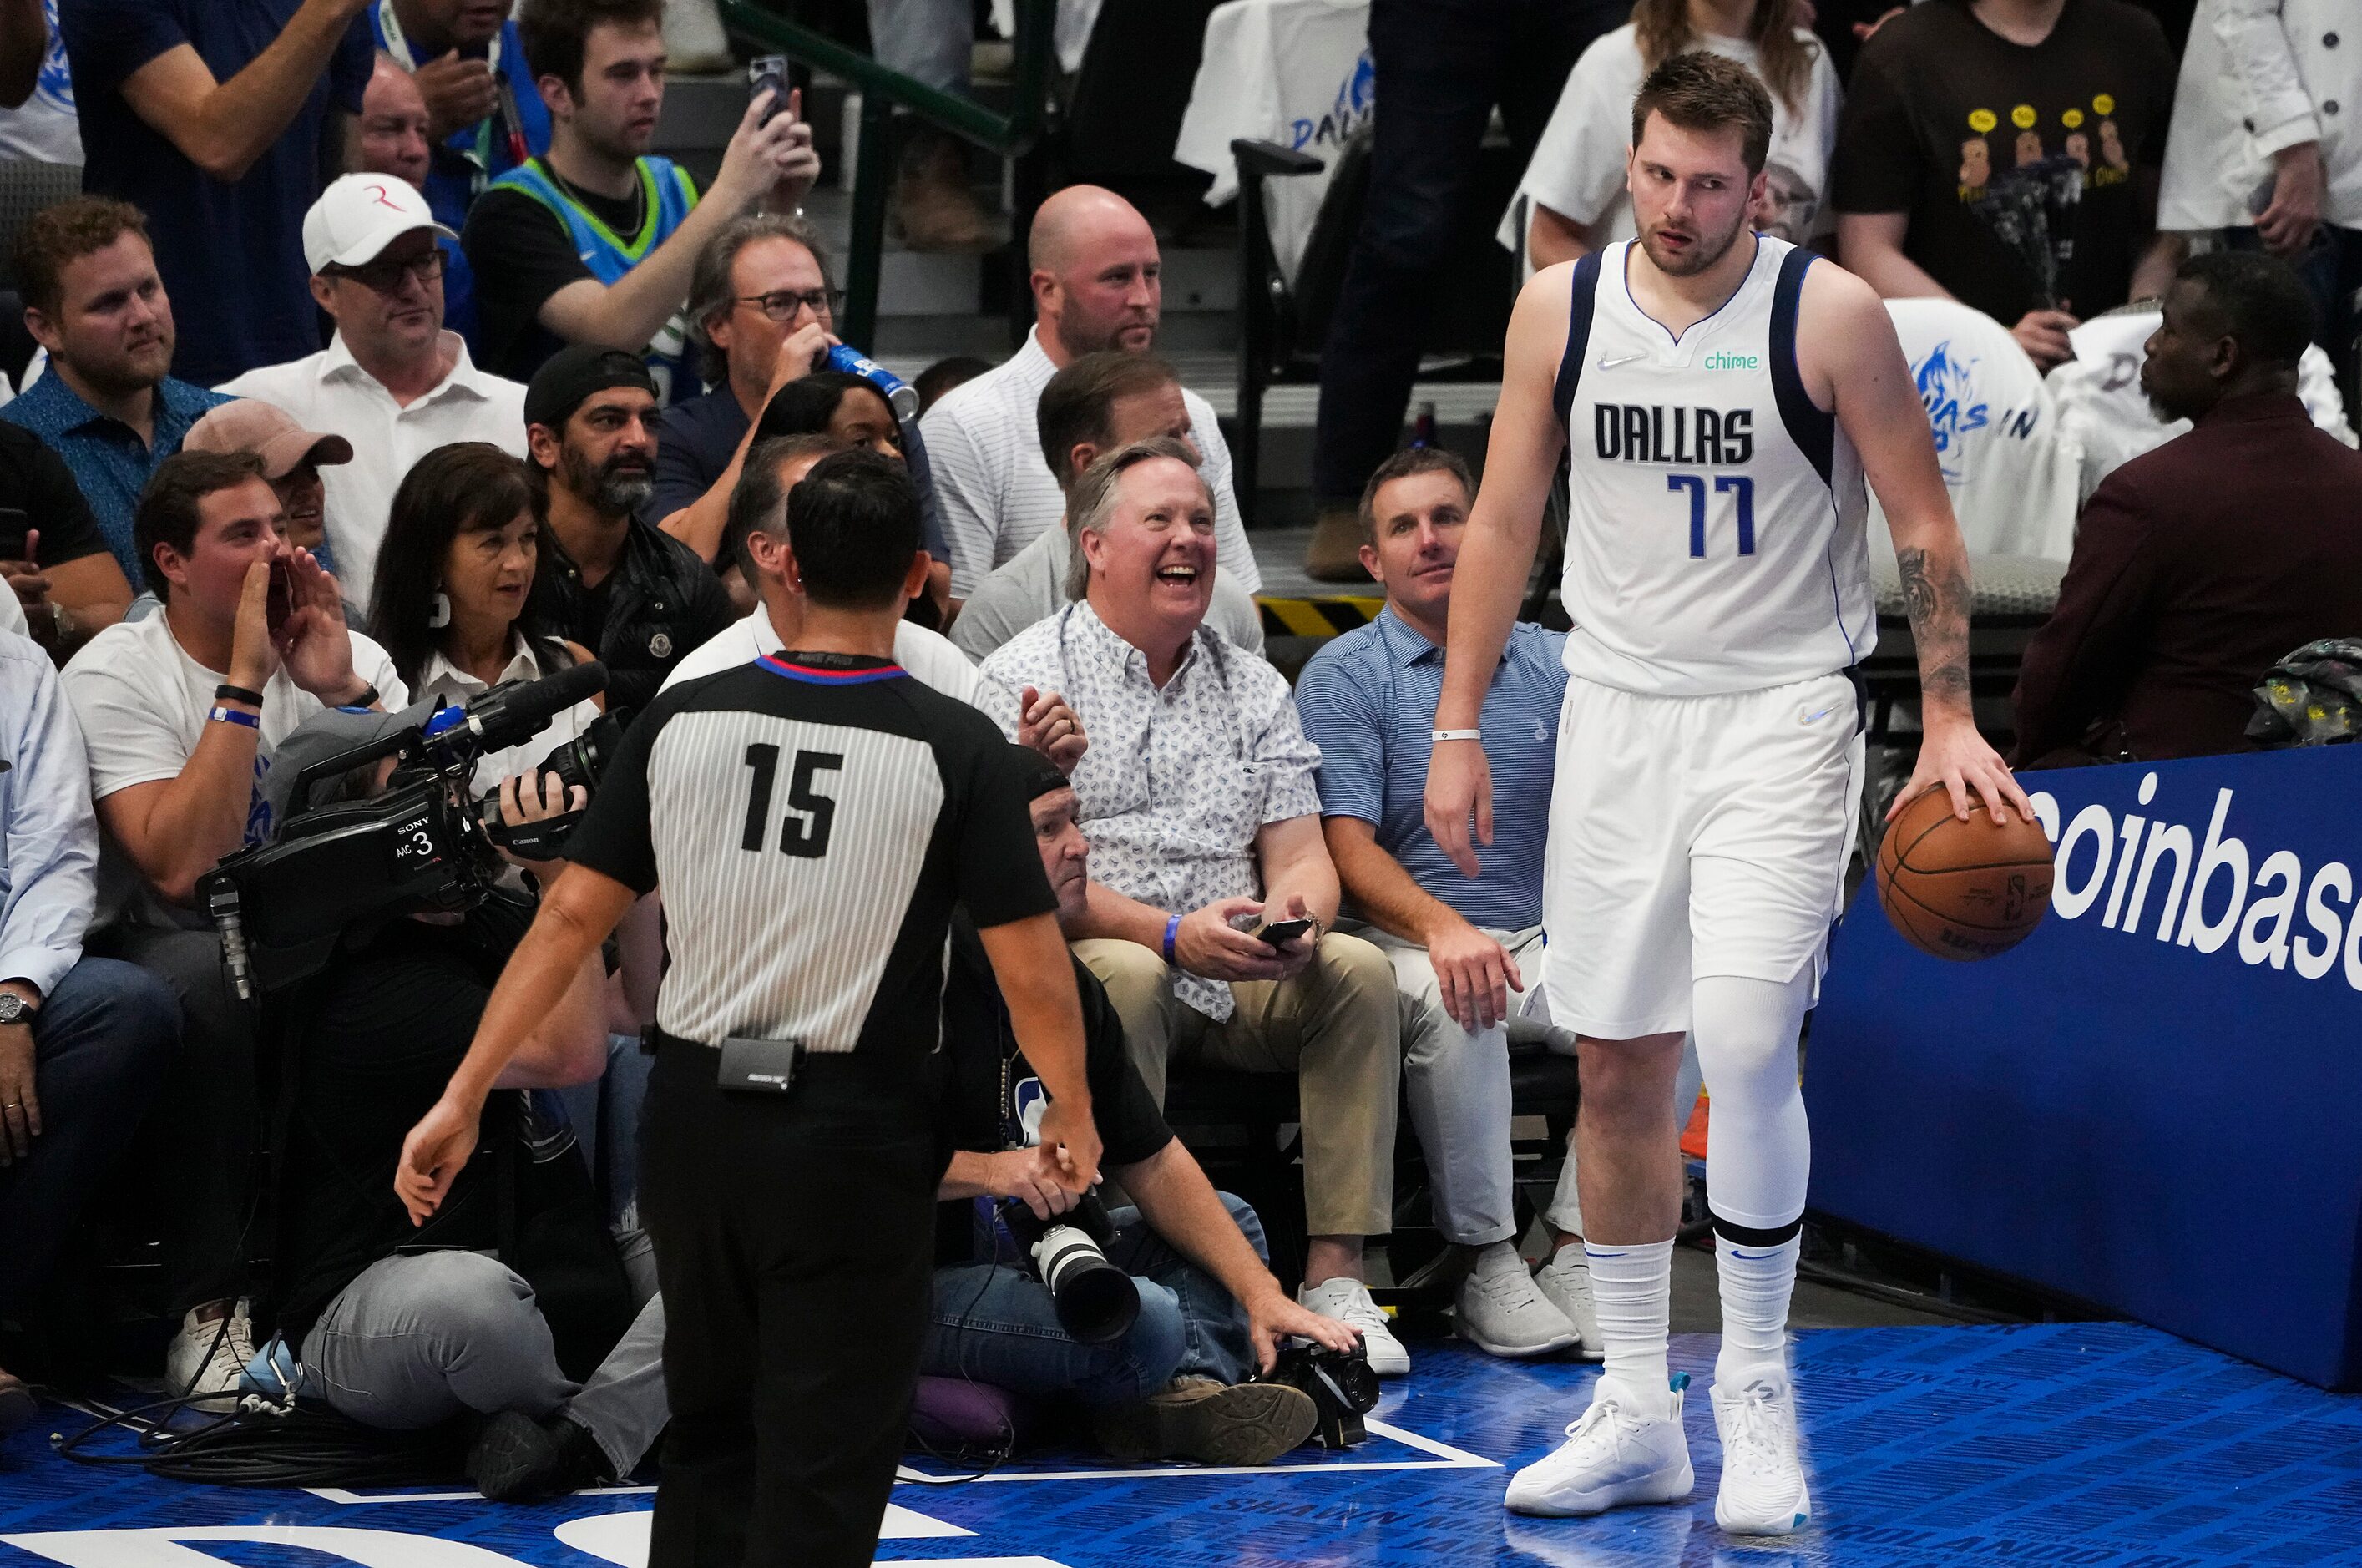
[414,639,603,797]
[1175,0,1372,283]
[1498,26,1843,266]
[980,599,1320,1020]
[664,607,1019,731]
[2158,0,2361,231]
[62,610,407,923]
[216,331,529,610]
[918,327,1262,599]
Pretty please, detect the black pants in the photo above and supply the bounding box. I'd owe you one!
[639,1041,946,1568]
[1311,0,1630,503]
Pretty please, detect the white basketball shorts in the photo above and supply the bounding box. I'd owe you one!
[1540,670,1864,1039]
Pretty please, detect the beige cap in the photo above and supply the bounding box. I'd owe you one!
[185,400,355,479]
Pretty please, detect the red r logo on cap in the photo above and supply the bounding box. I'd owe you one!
[363,181,403,211]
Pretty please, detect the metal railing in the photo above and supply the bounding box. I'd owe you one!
[715,0,1055,348]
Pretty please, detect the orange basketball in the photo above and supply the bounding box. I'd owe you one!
[1874,785,2054,961]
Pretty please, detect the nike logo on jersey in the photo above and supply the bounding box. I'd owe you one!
[1800,705,1837,724]
[1596,352,1648,369]
[1593,403,1754,466]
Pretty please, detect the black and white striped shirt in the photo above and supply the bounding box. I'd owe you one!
[566,651,1056,1055]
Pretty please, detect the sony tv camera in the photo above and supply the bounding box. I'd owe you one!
[198,661,610,1002]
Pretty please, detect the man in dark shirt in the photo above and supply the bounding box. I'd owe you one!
[932,749,1357,1465]
[1831,0,2181,370]
[58,0,375,385]
[2015,252,2362,764]
[0,422,135,664]
[521,344,731,716]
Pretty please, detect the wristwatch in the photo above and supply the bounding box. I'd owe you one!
[0,992,34,1025]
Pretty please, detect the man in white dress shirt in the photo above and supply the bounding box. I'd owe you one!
[918,185,1262,601]
[217,174,529,608]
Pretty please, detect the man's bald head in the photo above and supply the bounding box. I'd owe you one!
[358,54,432,188]
[1027,184,1161,362]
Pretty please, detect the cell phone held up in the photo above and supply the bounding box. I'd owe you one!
[265,558,294,636]
[746,55,788,125]
[0,507,29,564]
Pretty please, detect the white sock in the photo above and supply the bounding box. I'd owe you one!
[1713,1229,1799,1382]
[1584,1238,1674,1417]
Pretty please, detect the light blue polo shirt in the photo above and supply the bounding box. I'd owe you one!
[1295,607,1567,931]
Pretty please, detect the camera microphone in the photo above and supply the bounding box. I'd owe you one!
[454,660,609,753]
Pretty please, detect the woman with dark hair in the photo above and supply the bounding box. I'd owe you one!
[367,443,604,802]
[755,372,954,625]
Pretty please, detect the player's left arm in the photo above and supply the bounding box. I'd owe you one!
[1801,263,2031,826]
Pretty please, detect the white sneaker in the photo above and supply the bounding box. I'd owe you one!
[1532,1246,1603,1361]
[1297,1276,1409,1377]
[1711,1369,1812,1535]
[1505,1375,1694,1516]
[1456,1242,1579,1358]
[166,1301,256,1410]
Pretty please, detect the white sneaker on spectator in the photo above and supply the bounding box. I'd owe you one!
[1297,1276,1409,1376]
[166,1301,256,1410]
[1532,1245,1604,1361]
[1505,1376,1693,1516]
[1456,1242,1579,1358]
[1712,1368,1812,1535]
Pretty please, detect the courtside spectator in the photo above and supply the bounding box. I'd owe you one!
[3,197,230,583]
[0,0,81,165]
[1831,0,2180,372]
[2015,253,2362,764]
[521,344,730,714]
[1294,448,1596,1361]
[751,369,953,622]
[218,174,528,609]
[460,0,819,396]
[1302,0,1631,581]
[1512,0,1840,268]
[62,448,404,1405]
[181,400,354,581]
[980,438,1406,1375]
[921,185,1260,600]
[951,352,1263,660]
[2158,0,2361,388]
[0,421,134,663]
[58,0,375,385]
[0,625,179,1436]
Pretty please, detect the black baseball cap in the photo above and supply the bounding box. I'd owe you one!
[1009,743,1070,804]
[524,344,659,431]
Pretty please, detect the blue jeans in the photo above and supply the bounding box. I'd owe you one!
[923,1193,1266,1406]
[0,958,179,1318]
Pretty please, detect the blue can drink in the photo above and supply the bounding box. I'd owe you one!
[823,344,920,423]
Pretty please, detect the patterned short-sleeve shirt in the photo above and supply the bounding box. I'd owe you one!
[981,600,1321,1019]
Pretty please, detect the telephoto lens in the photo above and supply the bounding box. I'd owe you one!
[999,1191,1139,1344]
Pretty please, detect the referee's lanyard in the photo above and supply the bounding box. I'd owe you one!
[377,8,530,191]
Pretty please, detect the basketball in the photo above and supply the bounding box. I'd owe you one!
[1875,785,2055,961]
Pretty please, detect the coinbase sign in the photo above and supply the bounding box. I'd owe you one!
[1808,745,2362,1388]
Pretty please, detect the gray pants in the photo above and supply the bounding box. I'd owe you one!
[301,1250,669,1479]
[866,0,970,92]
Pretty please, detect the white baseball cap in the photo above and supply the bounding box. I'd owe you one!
[302,174,458,274]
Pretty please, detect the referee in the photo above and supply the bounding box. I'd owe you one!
[396,448,1103,1566]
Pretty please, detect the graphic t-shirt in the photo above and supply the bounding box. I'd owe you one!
[1831,0,2176,326]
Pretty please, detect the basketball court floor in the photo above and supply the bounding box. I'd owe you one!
[5,1313,2358,1568]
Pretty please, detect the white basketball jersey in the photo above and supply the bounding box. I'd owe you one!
[1554,236,1875,696]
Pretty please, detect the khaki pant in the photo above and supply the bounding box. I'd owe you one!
[1073,933,1400,1239]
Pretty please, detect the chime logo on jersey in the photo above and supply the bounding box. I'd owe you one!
[1592,403,1755,466]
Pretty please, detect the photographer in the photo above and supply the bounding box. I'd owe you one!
[933,750,1358,1465]
[395,449,1103,1568]
[259,704,667,1504]
[61,448,406,1405]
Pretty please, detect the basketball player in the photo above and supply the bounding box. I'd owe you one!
[1425,54,2028,1533]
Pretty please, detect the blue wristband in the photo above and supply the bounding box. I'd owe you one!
[208,705,260,729]
[1161,913,1181,964]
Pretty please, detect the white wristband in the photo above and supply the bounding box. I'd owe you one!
[1431,729,1483,743]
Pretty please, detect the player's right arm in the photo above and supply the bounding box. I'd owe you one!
[1425,266,1573,878]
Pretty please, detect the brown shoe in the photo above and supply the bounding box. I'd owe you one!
[0,1369,36,1434]
[1093,1376,1318,1466]
[893,135,996,253]
[1302,505,1373,583]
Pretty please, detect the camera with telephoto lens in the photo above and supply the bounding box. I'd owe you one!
[197,662,609,1003]
[1259,1338,1379,1449]
[998,1189,1139,1344]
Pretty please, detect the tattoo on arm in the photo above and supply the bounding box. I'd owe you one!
[1897,545,1972,706]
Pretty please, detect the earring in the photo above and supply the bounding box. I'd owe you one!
[427,590,451,629]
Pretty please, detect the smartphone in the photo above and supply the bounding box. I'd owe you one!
[746,55,788,125]
[266,557,294,635]
[0,507,29,563]
[1250,917,1313,948]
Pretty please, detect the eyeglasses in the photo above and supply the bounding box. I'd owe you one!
[736,287,842,323]
[331,249,446,293]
